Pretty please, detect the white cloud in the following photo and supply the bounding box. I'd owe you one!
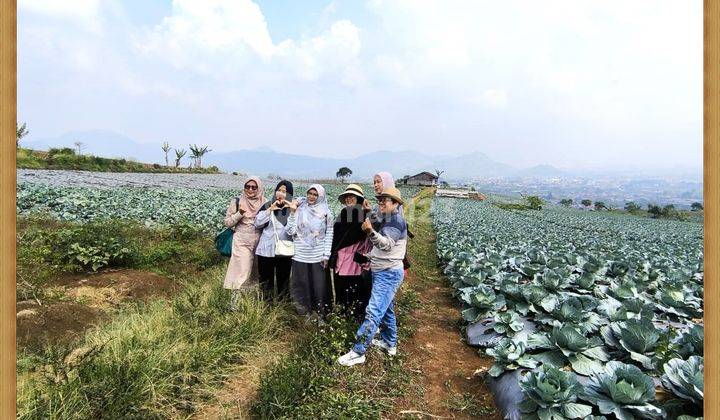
[275,20,363,85]
[136,1,363,86]
[19,0,101,30]
[469,89,508,109]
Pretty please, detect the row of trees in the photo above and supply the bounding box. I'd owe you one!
[161,142,211,169]
[558,198,703,214]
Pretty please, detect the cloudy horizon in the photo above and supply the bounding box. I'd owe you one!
[18,0,703,172]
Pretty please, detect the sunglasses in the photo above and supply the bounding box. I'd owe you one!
[244,184,258,191]
[377,197,394,203]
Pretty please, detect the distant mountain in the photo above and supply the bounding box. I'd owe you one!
[20,129,566,180]
[24,130,160,164]
[513,164,568,178]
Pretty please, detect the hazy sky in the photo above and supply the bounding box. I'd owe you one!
[18,0,702,171]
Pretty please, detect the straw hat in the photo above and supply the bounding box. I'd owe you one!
[338,184,365,203]
[376,187,404,205]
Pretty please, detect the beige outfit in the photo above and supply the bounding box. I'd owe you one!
[223,199,262,289]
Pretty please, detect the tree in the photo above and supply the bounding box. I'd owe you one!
[661,204,676,218]
[336,167,352,183]
[625,201,641,213]
[74,141,85,155]
[691,202,704,211]
[559,199,573,207]
[16,122,29,146]
[581,199,592,207]
[161,142,172,167]
[435,169,445,185]
[525,195,544,210]
[647,204,662,218]
[189,144,212,168]
[174,148,186,168]
[594,201,607,211]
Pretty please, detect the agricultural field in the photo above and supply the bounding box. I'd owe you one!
[15,170,426,419]
[17,170,421,234]
[433,197,704,419]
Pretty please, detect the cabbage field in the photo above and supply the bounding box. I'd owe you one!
[433,197,704,420]
[16,171,420,233]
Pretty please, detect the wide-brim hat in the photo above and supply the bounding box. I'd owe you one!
[376,187,404,205]
[338,184,365,203]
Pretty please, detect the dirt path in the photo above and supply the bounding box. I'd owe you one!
[193,335,298,419]
[394,190,500,419]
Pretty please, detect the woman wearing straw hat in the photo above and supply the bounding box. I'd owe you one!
[223,176,267,311]
[338,186,408,366]
[329,184,372,319]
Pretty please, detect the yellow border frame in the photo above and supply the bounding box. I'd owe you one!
[704,1,719,418]
[1,0,16,418]
[0,1,717,417]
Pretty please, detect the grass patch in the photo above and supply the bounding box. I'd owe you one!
[17,267,289,419]
[17,147,221,173]
[251,297,419,419]
[445,392,496,416]
[16,216,223,302]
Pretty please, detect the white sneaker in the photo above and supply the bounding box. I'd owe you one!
[371,338,397,356]
[337,350,366,366]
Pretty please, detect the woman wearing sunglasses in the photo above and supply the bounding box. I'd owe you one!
[223,176,267,311]
[286,184,334,323]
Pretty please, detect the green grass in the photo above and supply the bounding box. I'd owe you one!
[16,216,223,302]
[17,147,220,173]
[17,267,289,419]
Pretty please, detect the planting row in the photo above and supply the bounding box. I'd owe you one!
[433,197,703,420]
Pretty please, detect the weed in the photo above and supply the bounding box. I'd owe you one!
[17,268,288,419]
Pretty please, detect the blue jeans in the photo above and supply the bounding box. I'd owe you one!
[352,268,404,355]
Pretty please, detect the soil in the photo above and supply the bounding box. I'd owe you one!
[394,271,501,419]
[16,301,106,353]
[17,269,179,352]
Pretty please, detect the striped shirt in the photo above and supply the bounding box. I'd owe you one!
[285,213,334,263]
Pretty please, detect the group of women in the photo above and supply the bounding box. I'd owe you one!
[222,172,405,326]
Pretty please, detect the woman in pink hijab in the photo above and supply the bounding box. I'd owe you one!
[223,176,267,311]
[363,171,412,274]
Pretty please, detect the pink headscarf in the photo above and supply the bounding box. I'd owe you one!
[239,176,267,217]
[375,171,395,192]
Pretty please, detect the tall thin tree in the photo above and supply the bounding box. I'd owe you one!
[74,141,85,155]
[174,148,186,168]
[161,141,172,166]
[16,122,29,146]
[434,169,445,185]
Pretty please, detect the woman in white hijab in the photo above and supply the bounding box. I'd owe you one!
[223,176,267,311]
[286,184,334,321]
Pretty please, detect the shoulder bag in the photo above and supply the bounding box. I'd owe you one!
[215,197,240,257]
[271,211,295,256]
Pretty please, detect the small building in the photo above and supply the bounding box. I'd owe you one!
[400,171,439,186]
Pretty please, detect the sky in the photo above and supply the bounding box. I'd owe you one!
[18,0,703,171]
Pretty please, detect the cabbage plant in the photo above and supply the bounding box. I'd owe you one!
[661,356,703,405]
[601,319,661,370]
[675,325,703,358]
[459,284,505,322]
[492,311,524,336]
[581,361,665,420]
[519,366,593,420]
[528,325,609,376]
[485,337,537,377]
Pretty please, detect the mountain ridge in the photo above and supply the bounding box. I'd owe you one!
[23,129,565,180]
